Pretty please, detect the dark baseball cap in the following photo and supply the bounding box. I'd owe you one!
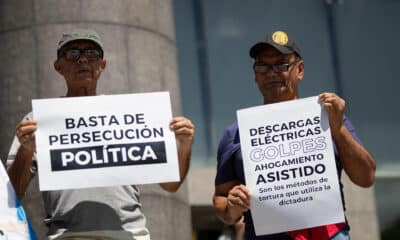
[249,30,301,59]
[57,28,104,53]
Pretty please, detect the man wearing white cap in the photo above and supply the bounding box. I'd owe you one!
[7,29,194,240]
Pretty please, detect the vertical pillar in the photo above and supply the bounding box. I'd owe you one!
[0,1,191,239]
[342,174,380,240]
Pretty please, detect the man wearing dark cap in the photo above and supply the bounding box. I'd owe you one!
[213,30,376,240]
[7,28,194,240]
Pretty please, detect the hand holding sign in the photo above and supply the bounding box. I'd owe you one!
[170,116,195,145]
[227,184,251,218]
[319,93,345,136]
[160,116,195,192]
[9,118,37,199]
[16,119,37,152]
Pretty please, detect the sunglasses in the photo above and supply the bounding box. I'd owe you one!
[59,49,103,61]
[253,59,301,73]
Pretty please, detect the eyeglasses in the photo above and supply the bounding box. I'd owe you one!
[253,59,301,74]
[60,49,103,61]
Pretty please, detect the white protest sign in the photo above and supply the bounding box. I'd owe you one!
[0,163,32,240]
[237,96,344,235]
[32,92,179,191]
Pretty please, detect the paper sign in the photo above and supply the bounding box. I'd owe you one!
[32,92,179,190]
[0,163,33,240]
[237,96,344,235]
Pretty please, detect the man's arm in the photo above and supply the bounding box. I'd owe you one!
[213,181,250,225]
[159,116,194,192]
[320,93,376,187]
[7,119,37,199]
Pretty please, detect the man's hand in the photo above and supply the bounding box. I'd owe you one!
[8,119,37,199]
[214,182,251,225]
[159,116,194,192]
[16,119,37,153]
[319,92,376,187]
[226,184,251,217]
[170,116,194,145]
[319,92,345,137]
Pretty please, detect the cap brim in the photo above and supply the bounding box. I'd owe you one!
[58,37,103,51]
[249,42,295,58]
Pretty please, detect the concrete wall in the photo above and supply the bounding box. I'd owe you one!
[0,1,191,239]
[342,174,380,240]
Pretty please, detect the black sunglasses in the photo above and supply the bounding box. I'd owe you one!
[253,59,301,74]
[59,49,103,61]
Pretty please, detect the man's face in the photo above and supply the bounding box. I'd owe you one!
[253,47,304,104]
[54,40,106,95]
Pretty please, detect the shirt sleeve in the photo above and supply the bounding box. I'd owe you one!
[343,115,363,146]
[215,123,241,185]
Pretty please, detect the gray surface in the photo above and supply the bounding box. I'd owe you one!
[0,1,33,31]
[140,183,191,239]
[342,173,380,240]
[21,177,48,240]
[0,0,191,239]
[0,29,37,159]
[374,177,400,232]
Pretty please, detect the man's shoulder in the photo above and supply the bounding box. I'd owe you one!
[223,122,239,135]
[218,122,241,151]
